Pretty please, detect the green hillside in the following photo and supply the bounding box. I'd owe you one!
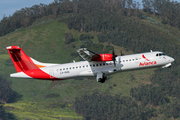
[0,18,157,119]
[0,0,180,119]
[0,19,82,119]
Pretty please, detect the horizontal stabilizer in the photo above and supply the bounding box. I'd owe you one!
[10,72,31,78]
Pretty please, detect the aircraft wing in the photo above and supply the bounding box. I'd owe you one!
[77,48,100,61]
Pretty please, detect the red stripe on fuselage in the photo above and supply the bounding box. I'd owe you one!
[23,68,63,80]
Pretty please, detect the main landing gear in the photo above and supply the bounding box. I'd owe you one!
[96,72,107,83]
[98,76,107,83]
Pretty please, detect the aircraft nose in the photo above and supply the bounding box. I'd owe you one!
[170,57,175,62]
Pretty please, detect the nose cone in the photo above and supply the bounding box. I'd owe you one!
[170,57,175,62]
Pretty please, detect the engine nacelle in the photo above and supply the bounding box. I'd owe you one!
[91,54,113,61]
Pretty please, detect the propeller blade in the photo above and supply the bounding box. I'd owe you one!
[112,48,117,68]
[113,61,116,68]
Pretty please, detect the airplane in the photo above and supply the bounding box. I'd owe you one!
[6,46,174,83]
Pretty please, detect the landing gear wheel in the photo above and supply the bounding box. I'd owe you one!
[98,77,106,83]
[98,78,102,82]
[100,79,105,83]
[97,73,107,83]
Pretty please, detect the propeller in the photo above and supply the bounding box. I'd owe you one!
[112,48,117,68]
[121,50,123,56]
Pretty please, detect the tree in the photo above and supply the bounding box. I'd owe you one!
[64,33,76,44]
[0,75,22,103]
[0,75,19,120]
[74,91,157,120]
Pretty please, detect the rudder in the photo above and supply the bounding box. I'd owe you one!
[6,46,39,72]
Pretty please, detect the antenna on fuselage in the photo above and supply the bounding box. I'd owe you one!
[150,50,153,52]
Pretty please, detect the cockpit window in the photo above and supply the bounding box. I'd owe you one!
[156,53,165,56]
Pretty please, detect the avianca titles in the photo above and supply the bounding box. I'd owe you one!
[7,46,174,83]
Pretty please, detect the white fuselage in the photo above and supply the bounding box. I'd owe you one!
[8,45,174,82]
[36,51,174,80]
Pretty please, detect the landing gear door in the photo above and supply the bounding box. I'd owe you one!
[49,70,54,78]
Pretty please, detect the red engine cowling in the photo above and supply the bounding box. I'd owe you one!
[91,54,113,61]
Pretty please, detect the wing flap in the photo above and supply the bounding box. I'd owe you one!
[77,48,101,61]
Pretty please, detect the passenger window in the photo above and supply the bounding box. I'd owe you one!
[96,64,98,66]
[129,59,131,61]
[69,67,71,70]
[79,66,81,68]
[86,65,88,67]
[63,68,65,70]
[66,68,68,70]
[90,65,92,67]
[76,67,78,69]
[123,60,125,62]
[156,54,158,56]
[83,66,85,68]
[106,63,108,65]
[60,69,62,71]
[159,53,162,56]
[126,60,128,62]
[136,58,138,60]
[103,63,105,66]
[100,63,102,66]
[132,59,134,61]
[93,64,95,67]
[73,67,75,69]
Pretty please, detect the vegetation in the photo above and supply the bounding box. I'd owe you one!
[64,33,76,45]
[0,75,22,104]
[0,0,180,119]
[130,84,170,106]
[0,104,16,120]
[4,102,82,120]
[0,1,73,36]
[0,75,18,120]
[74,91,157,120]
[65,0,180,119]
[142,0,180,29]
[160,99,180,119]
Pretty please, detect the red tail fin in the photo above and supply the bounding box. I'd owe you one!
[6,46,38,72]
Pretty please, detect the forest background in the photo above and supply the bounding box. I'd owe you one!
[0,0,180,119]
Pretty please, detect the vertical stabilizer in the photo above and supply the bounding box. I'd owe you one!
[6,46,38,72]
